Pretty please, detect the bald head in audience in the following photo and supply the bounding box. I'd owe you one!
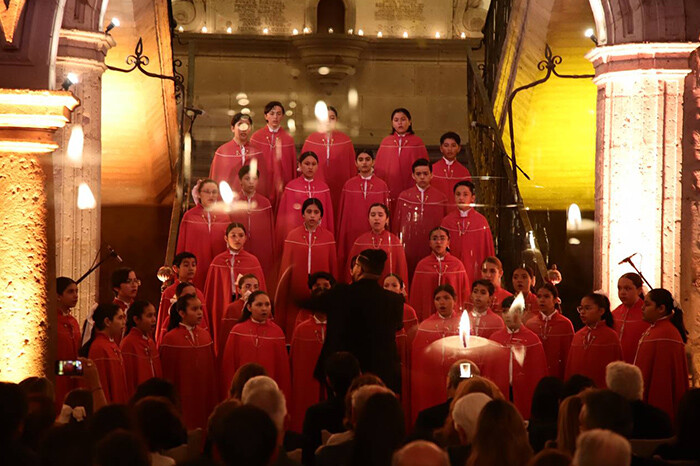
[452,392,491,444]
[572,429,631,466]
[392,440,450,466]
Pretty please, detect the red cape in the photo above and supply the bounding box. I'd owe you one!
[209,139,278,203]
[301,131,355,214]
[409,253,470,322]
[490,325,548,419]
[612,299,650,363]
[176,204,231,290]
[634,318,688,421]
[393,185,447,279]
[275,225,338,338]
[468,308,505,339]
[431,158,472,207]
[491,287,514,314]
[398,304,418,420]
[374,133,428,206]
[88,333,128,405]
[274,176,335,254]
[345,230,408,286]
[440,209,495,281]
[156,281,209,346]
[250,125,296,197]
[525,312,574,379]
[290,316,326,433]
[221,319,291,403]
[565,323,622,388]
[203,249,266,354]
[120,328,163,397]
[112,298,131,346]
[336,174,390,269]
[160,325,219,429]
[55,312,81,409]
[229,191,276,283]
[217,299,245,357]
[522,292,539,324]
[293,309,313,330]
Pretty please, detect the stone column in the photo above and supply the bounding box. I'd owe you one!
[586,43,697,305]
[0,90,79,382]
[53,30,114,323]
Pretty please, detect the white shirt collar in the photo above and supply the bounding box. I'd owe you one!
[179,322,196,331]
[443,157,455,166]
[267,125,280,133]
[416,185,427,193]
[506,326,519,334]
[251,317,266,324]
[360,173,373,180]
[313,314,327,324]
[303,176,314,182]
[459,208,471,218]
[540,310,556,321]
[471,308,488,317]
[437,311,453,320]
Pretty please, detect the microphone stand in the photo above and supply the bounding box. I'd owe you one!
[621,257,654,290]
[76,249,119,284]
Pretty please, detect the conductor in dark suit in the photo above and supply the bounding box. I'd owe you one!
[313,249,404,393]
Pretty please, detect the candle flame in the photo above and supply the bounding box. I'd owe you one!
[459,310,471,348]
[219,181,234,203]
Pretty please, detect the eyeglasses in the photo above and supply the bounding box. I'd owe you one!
[576,306,593,313]
[125,279,141,286]
[200,190,218,195]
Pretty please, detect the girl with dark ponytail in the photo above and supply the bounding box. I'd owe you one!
[612,272,649,363]
[120,300,162,395]
[564,292,623,388]
[634,288,689,421]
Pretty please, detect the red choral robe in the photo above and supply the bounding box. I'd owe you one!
[209,139,278,203]
[120,327,163,397]
[204,249,267,354]
[345,230,409,286]
[274,176,335,254]
[612,299,650,364]
[156,281,209,346]
[440,209,494,282]
[397,304,419,419]
[112,298,131,345]
[160,325,219,430]
[55,311,82,409]
[431,158,472,206]
[393,185,447,278]
[491,287,514,314]
[217,299,245,357]
[176,204,231,290]
[88,333,129,405]
[250,125,296,190]
[522,292,540,323]
[336,174,390,268]
[409,253,470,322]
[290,316,326,433]
[634,317,688,421]
[468,308,505,339]
[410,312,461,422]
[275,226,338,338]
[294,309,313,330]
[301,131,356,213]
[525,312,574,379]
[565,323,622,388]
[221,319,291,402]
[229,191,276,282]
[374,133,429,205]
[489,325,548,419]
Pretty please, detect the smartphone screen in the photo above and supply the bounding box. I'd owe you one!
[55,360,83,376]
[459,362,472,379]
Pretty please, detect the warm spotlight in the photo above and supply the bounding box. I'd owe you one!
[61,73,79,91]
[584,28,599,46]
[105,17,120,34]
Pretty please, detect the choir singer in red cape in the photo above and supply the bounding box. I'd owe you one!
[613,273,650,363]
[55,277,81,410]
[431,132,472,203]
[120,301,162,397]
[250,101,296,190]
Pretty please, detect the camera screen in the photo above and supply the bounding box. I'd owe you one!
[459,362,472,379]
[55,360,83,376]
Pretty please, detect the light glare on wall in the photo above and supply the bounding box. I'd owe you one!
[67,124,84,164]
[314,100,329,122]
[348,88,359,108]
[77,183,97,210]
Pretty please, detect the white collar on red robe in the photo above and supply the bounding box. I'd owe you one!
[458,208,472,218]
[471,308,488,318]
[360,172,373,180]
[416,185,428,193]
[313,314,327,324]
[442,157,455,166]
[267,125,280,133]
[540,310,557,321]
[251,317,267,324]
[437,311,455,320]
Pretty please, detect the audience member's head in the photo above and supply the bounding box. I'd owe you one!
[57,389,93,425]
[130,377,180,410]
[555,395,582,455]
[0,382,27,441]
[94,429,150,466]
[87,405,133,450]
[40,423,91,466]
[526,448,571,466]
[351,392,405,466]
[203,399,241,457]
[343,373,386,429]
[351,384,394,427]
[469,400,533,466]
[561,374,595,398]
[211,405,277,466]
[392,440,450,466]
[18,378,55,449]
[580,389,633,438]
[452,393,491,444]
[605,361,643,401]
[241,376,287,445]
[446,359,481,397]
[229,363,268,400]
[675,388,700,450]
[19,376,55,403]
[530,376,564,422]
[133,397,187,453]
[325,351,361,399]
[572,429,631,466]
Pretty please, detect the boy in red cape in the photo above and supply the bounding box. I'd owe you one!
[156,252,209,345]
[480,257,512,315]
[204,222,266,353]
[409,226,470,322]
[440,181,494,281]
[467,279,505,338]
[613,273,650,363]
[221,291,291,404]
[565,293,622,388]
[218,273,260,356]
[489,295,548,420]
[393,158,447,279]
[336,149,390,269]
[120,301,162,397]
[634,288,689,421]
[160,295,218,430]
[250,101,297,188]
[375,108,429,206]
[525,283,574,379]
[110,268,139,345]
[431,132,472,204]
[55,277,82,410]
[301,105,356,213]
[229,165,276,283]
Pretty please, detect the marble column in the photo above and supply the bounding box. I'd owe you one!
[0,90,79,382]
[586,43,698,305]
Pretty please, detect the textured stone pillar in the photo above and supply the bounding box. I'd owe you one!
[586,43,697,305]
[0,90,79,382]
[53,30,113,323]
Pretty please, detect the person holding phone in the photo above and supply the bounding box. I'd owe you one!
[55,277,81,410]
